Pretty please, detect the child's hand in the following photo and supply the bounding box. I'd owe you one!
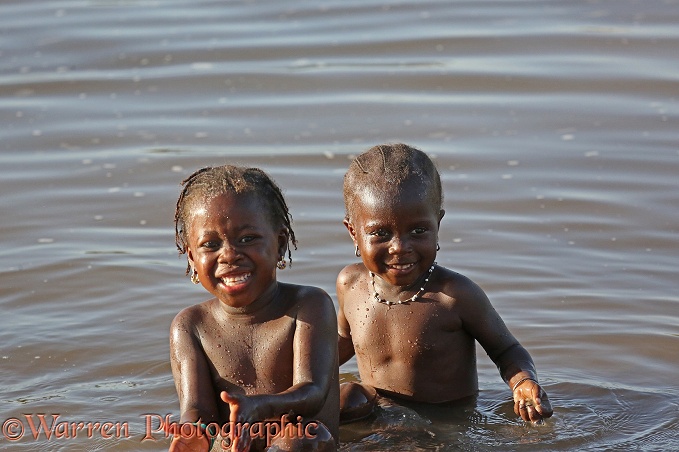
[168,433,210,452]
[220,390,258,452]
[512,379,553,423]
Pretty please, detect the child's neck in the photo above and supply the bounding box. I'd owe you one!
[219,281,280,317]
[370,264,435,305]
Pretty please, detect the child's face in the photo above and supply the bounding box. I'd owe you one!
[186,191,287,308]
[345,185,444,288]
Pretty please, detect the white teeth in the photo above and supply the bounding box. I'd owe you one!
[221,273,250,285]
[391,263,414,270]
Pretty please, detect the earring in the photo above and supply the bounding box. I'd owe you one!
[276,258,287,270]
[190,269,200,284]
[436,243,441,251]
[355,245,361,257]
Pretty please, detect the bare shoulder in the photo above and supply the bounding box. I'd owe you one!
[278,282,336,318]
[337,263,365,287]
[434,265,490,308]
[168,300,217,364]
[336,263,366,306]
[170,299,214,336]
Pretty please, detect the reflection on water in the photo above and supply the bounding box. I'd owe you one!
[339,382,679,451]
[1,0,678,450]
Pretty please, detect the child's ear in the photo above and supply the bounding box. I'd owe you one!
[186,247,196,274]
[277,228,289,258]
[438,209,445,226]
[343,218,358,242]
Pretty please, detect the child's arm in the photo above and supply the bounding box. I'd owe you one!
[221,286,338,429]
[338,334,355,366]
[336,266,356,365]
[490,343,553,422]
[169,307,219,452]
[457,276,553,422]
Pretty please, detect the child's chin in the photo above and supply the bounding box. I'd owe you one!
[217,281,251,297]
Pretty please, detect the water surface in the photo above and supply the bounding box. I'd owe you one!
[1,0,678,450]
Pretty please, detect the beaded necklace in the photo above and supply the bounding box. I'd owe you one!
[370,264,435,306]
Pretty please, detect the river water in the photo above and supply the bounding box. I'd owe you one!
[1,0,678,450]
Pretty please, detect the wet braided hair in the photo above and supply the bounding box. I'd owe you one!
[343,143,442,221]
[174,164,297,274]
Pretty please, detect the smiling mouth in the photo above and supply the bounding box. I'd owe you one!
[388,263,416,271]
[221,273,251,286]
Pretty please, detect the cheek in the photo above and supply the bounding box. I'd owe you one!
[360,239,382,255]
[190,250,214,267]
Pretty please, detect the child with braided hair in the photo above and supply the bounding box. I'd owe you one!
[337,144,553,425]
[169,164,338,452]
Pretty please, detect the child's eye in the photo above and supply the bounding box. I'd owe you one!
[369,229,389,238]
[239,235,257,243]
[200,240,220,249]
[412,227,427,234]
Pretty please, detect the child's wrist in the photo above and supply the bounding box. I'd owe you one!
[511,376,539,392]
[248,394,271,421]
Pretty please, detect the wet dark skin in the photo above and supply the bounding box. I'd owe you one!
[337,185,553,423]
[169,192,339,452]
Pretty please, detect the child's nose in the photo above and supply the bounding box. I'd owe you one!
[388,235,410,254]
[218,242,240,263]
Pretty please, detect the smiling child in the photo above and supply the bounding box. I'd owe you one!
[337,144,553,424]
[169,165,338,452]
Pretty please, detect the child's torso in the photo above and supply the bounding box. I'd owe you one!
[344,272,479,402]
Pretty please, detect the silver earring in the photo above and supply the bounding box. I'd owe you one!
[277,258,287,270]
[190,269,200,284]
[355,245,361,257]
[436,242,440,251]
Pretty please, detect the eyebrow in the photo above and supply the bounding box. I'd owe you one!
[197,224,259,237]
[363,220,388,229]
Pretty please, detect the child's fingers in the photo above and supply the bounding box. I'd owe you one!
[220,390,243,424]
[534,393,553,418]
[530,385,553,417]
[525,404,538,421]
[515,389,548,422]
[221,390,238,404]
[516,400,531,421]
[517,399,541,423]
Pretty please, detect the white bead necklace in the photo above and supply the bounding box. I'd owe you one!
[370,264,435,306]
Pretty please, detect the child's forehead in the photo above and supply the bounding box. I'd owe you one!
[355,180,431,205]
[353,184,435,216]
[192,191,262,215]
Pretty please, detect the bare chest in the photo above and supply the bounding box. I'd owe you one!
[200,316,296,394]
[346,296,462,359]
